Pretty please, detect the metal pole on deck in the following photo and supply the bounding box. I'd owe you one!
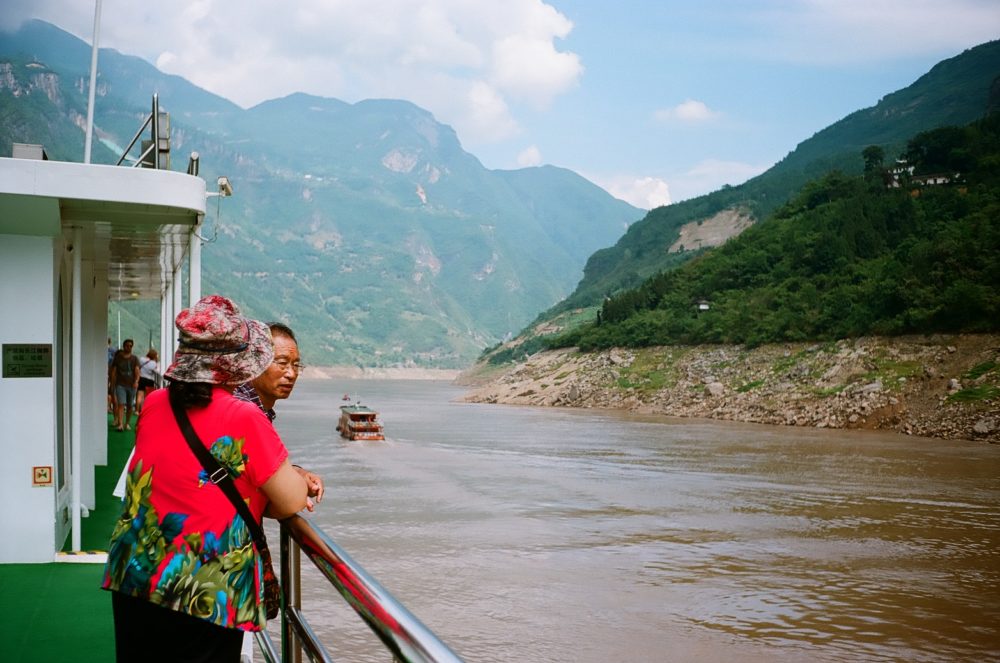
[71,227,83,551]
[172,264,182,343]
[189,228,201,304]
[170,263,184,364]
[165,282,174,368]
[83,0,102,164]
[160,295,169,373]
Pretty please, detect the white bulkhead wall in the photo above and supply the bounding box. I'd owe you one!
[1,225,117,562]
[0,234,58,562]
[0,155,206,562]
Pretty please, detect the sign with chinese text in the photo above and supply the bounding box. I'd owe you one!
[2,344,53,378]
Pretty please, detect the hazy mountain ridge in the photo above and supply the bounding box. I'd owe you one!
[0,19,642,368]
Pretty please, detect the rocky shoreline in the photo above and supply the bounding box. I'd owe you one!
[457,334,1000,443]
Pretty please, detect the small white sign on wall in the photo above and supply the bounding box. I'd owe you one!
[33,466,53,487]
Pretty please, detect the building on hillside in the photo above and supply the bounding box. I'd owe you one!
[911,173,959,186]
[887,159,964,190]
[887,159,915,188]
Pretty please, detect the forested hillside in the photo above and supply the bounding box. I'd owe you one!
[556,115,1000,351]
[479,40,1000,366]
[544,40,1000,316]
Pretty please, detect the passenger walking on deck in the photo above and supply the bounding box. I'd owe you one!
[109,339,140,431]
[101,295,325,662]
[136,348,159,413]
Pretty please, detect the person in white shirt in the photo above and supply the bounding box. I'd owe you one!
[136,348,159,413]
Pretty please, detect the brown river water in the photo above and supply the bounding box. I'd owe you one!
[270,378,1000,663]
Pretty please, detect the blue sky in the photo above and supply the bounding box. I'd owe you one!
[4,1,999,207]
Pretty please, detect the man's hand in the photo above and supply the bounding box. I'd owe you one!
[292,465,324,511]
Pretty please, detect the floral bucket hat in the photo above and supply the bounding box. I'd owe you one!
[163,295,273,385]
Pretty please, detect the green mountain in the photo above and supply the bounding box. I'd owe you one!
[553,39,1000,314]
[0,20,641,368]
[559,115,1000,351]
[480,38,1000,363]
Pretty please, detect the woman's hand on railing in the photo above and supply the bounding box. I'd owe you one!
[292,464,324,511]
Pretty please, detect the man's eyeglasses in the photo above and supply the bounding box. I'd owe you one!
[273,358,305,373]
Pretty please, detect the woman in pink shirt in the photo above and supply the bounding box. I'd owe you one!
[102,295,322,662]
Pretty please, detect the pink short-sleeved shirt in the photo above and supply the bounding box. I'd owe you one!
[102,386,288,631]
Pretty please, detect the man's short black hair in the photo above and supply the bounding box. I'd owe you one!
[267,322,296,342]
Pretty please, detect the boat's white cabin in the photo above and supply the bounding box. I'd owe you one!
[0,146,206,562]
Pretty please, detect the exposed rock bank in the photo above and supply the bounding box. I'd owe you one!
[458,335,1000,443]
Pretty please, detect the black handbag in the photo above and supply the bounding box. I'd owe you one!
[169,395,282,619]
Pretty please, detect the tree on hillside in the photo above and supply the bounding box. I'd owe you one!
[905,126,972,174]
[863,145,885,181]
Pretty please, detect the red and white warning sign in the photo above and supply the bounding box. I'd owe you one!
[33,466,53,487]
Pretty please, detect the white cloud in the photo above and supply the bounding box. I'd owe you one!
[592,175,672,210]
[170,0,581,146]
[491,34,583,109]
[5,0,582,149]
[461,81,521,144]
[517,145,543,167]
[654,100,721,123]
[589,161,770,209]
[155,51,177,70]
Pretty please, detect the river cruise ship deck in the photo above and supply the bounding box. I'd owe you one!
[0,104,459,663]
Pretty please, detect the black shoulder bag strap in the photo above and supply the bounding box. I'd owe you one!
[168,394,269,551]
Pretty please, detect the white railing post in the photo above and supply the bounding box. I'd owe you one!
[70,227,83,550]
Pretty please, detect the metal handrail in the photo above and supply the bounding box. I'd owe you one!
[116,94,161,168]
[254,515,465,663]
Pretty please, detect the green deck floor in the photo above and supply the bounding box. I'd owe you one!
[0,416,133,662]
[71,418,134,552]
[0,563,115,662]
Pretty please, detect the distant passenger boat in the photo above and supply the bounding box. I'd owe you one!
[337,404,385,441]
